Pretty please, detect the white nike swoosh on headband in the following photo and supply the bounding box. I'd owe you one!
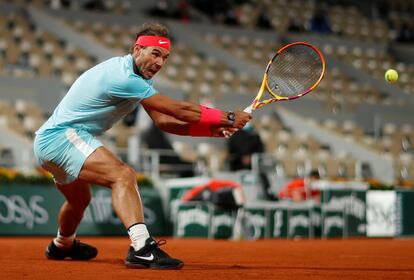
[158,40,168,44]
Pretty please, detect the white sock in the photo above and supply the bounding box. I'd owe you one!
[53,229,76,249]
[128,223,150,251]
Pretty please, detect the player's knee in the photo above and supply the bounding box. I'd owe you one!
[115,164,137,187]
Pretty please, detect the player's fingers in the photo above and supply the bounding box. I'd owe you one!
[223,128,238,138]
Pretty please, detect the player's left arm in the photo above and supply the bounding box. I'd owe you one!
[141,93,251,129]
[143,107,237,137]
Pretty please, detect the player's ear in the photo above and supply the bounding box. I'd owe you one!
[133,44,144,55]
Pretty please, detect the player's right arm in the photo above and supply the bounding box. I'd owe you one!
[141,93,251,129]
[143,108,239,137]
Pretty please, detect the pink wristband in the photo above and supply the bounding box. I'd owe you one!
[199,105,222,125]
[189,123,212,137]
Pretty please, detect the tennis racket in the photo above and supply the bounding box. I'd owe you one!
[224,41,325,136]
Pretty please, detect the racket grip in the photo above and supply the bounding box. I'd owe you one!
[223,105,252,138]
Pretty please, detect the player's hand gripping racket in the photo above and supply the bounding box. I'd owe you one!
[224,41,325,137]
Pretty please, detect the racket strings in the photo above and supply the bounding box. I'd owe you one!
[267,45,323,98]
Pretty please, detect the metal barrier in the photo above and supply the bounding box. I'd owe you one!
[120,148,196,181]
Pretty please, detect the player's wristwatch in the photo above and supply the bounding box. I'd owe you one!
[227,111,235,125]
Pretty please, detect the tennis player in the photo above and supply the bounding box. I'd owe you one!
[33,22,251,269]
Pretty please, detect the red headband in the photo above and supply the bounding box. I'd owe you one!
[135,35,170,51]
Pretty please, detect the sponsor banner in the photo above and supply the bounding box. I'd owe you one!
[211,208,235,239]
[165,177,209,235]
[243,207,267,240]
[322,206,344,238]
[312,206,322,238]
[366,190,396,237]
[347,190,366,236]
[396,190,414,237]
[268,208,288,238]
[288,207,311,238]
[173,202,236,239]
[168,186,193,224]
[174,202,211,238]
[0,184,63,235]
[244,203,318,240]
[0,184,165,236]
[321,190,366,236]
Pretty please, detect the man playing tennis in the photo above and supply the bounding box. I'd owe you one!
[33,22,251,270]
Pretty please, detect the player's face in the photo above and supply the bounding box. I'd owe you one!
[133,46,169,79]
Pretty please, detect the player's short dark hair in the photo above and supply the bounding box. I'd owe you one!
[131,22,170,52]
[136,22,170,38]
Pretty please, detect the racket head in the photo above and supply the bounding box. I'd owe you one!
[252,42,325,110]
[266,42,325,99]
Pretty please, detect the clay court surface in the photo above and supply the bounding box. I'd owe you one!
[1,237,414,280]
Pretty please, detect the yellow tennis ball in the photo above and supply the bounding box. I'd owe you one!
[385,69,398,83]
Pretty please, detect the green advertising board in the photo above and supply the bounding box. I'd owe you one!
[268,207,288,238]
[321,189,366,237]
[173,202,236,239]
[165,177,209,235]
[321,205,345,238]
[0,184,166,236]
[312,206,322,238]
[396,190,414,237]
[243,207,267,239]
[288,206,312,238]
[0,184,64,235]
[174,202,211,238]
[211,207,235,239]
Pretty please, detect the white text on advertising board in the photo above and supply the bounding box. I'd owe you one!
[0,195,49,229]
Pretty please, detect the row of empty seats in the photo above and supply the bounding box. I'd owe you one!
[322,43,414,96]
[320,118,414,182]
[0,145,14,167]
[384,0,414,35]
[228,0,393,42]
[322,119,414,156]
[0,100,45,138]
[0,0,131,15]
[0,13,96,86]
[256,114,358,179]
